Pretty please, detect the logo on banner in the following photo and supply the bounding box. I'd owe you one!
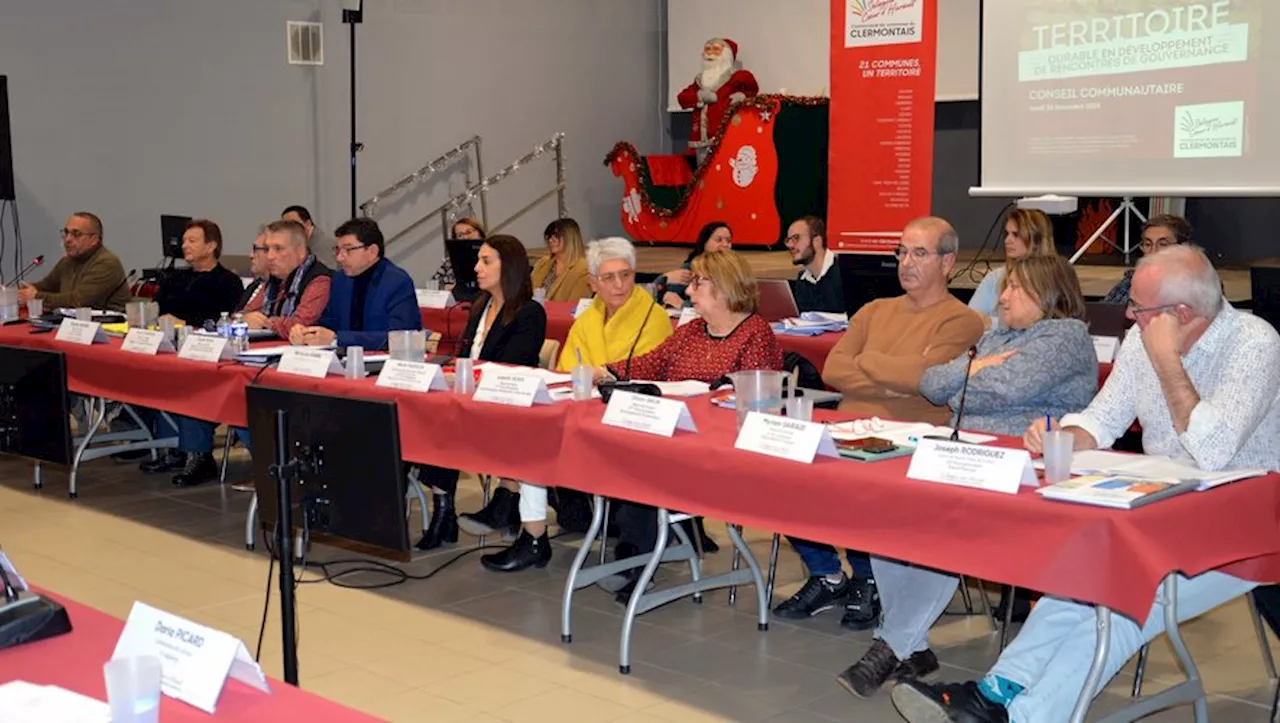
[1173,101,1244,159]
[846,0,923,48]
[730,146,759,188]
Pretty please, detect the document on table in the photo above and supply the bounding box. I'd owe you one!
[826,420,996,447]
[548,379,710,402]
[1061,450,1267,491]
[0,681,110,723]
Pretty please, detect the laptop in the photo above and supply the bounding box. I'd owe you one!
[757,279,801,322]
[1085,302,1132,339]
[160,214,192,259]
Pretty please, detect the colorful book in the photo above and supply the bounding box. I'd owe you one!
[1036,474,1198,509]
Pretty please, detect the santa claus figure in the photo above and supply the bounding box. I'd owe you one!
[677,38,759,164]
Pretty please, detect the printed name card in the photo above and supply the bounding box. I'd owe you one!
[473,369,553,407]
[112,601,270,714]
[677,307,699,327]
[120,328,175,355]
[734,412,838,463]
[178,335,229,363]
[572,298,593,318]
[906,439,1035,495]
[54,319,106,345]
[415,288,455,309]
[601,390,698,437]
[277,347,343,378]
[1092,335,1119,363]
[375,359,448,393]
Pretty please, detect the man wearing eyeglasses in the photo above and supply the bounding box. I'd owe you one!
[774,217,983,636]
[786,216,845,314]
[17,212,129,311]
[290,217,421,350]
[894,245,1280,723]
[1100,214,1192,305]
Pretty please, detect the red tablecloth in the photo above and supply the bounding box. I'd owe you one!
[421,301,844,372]
[0,592,380,722]
[554,401,1280,622]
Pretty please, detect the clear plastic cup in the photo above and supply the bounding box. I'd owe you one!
[25,298,43,319]
[103,655,162,723]
[571,364,593,401]
[1043,430,1075,484]
[0,286,18,322]
[729,370,787,430]
[345,346,365,379]
[785,396,813,422]
[388,330,426,362]
[454,357,476,395]
[126,300,149,328]
[75,307,93,322]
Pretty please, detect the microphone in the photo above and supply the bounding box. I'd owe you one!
[3,255,44,287]
[105,269,138,304]
[949,346,979,442]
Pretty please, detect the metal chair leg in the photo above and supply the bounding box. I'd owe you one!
[765,533,781,611]
[598,498,611,565]
[1131,643,1150,697]
[245,492,259,551]
[958,575,975,614]
[478,474,492,547]
[218,428,235,484]
[1249,590,1278,681]
[1000,585,1017,650]
[728,524,743,605]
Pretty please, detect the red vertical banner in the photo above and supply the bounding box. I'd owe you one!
[828,0,938,253]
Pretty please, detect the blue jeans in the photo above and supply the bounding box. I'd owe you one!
[788,537,873,579]
[175,416,217,454]
[993,571,1255,723]
[132,407,178,439]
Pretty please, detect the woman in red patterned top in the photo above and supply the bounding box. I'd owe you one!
[595,249,783,603]
[598,249,783,384]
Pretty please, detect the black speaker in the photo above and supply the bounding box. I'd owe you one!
[0,76,13,201]
[1250,265,1280,331]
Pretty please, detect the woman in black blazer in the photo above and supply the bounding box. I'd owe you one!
[414,235,547,552]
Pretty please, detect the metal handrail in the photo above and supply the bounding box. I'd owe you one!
[440,133,566,243]
[359,135,486,225]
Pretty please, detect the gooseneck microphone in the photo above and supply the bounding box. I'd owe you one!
[949,346,980,442]
[2,255,44,287]
[104,269,138,306]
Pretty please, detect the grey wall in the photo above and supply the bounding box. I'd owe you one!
[1,0,663,278]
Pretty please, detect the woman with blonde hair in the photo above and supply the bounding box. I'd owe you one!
[968,207,1056,322]
[531,218,592,301]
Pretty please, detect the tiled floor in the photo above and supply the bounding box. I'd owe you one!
[1,448,1275,722]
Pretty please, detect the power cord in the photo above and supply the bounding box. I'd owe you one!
[950,202,1015,285]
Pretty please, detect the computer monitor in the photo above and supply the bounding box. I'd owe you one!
[246,385,409,561]
[160,215,192,259]
[837,252,902,317]
[445,237,485,303]
[0,345,71,466]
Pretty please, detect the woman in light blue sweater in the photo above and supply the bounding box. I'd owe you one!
[835,254,1098,699]
[968,207,1057,326]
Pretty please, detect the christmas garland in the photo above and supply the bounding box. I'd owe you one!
[604,94,829,219]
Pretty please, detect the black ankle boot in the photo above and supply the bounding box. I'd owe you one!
[458,487,520,537]
[416,492,459,550]
[480,530,551,572]
[172,452,216,487]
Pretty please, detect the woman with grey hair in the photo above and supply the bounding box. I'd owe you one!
[479,237,674,573]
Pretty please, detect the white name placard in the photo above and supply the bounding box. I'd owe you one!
[54,319,106,345]
[375,359,447,393]
[178,335,229,363]
[906,439,1035,495]
[120,328,175,355]
[277,347,343,378]
[1092,335,1119,364]
[572,298,593,318]
[677,307,699,327]
[473,368,553,407]
[415,288,455,309]
[601,390,697,437]
[112,601,269,714]
[734,412,838,463]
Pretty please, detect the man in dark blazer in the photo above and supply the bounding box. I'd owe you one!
[291,217,422,350]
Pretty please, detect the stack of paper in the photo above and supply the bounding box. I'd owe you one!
[1063,450,1267,491]
[0,681,110,723]
[826,420,996,447]
[772,312,849,336]
[1037,474,1198,509]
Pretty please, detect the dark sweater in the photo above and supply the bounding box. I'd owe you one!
[153,264,245,327]
[791,262,845,314]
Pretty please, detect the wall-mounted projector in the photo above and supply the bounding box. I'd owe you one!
[1016,194,1078,215]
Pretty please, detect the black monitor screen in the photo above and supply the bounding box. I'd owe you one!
[0,345,72,466]
[246,385,409,560]
[837,253,902,317]
[161,215,192,259]
[445,238,484,302]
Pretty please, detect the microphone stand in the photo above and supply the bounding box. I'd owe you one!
[343,1,364,219]
[925,346,978,442]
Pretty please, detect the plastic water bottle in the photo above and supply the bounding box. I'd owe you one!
[229,313,250,353]
[216,311,231,338]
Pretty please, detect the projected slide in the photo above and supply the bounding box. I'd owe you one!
[980,0,1280,195]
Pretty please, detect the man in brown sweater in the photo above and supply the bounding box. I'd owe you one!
[18,211,129,312]
[773,216,984,636]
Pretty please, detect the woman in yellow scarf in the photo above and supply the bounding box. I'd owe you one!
[480,237,672,573]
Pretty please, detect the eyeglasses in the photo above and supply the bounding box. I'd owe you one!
[785,234,808,245]
[688,275,712,289]
[333,243,369,256]
[251,245,269,254]
[1126,299,1180,317]
[594,269,634,286]
[1139,239,1179,254]
[60,229,98,240]
[893,246,949,261]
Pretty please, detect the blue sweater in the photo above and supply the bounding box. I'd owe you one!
[919,318,1097,436]
[318,257,422,350]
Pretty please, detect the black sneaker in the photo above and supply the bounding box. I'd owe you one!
[835,639,900,699]
[891,679,1010,723]
[171,452,216,487]
[773,575,850,619]
[138,449,185,474]
[841,576,881,631]
[889,648,940,683]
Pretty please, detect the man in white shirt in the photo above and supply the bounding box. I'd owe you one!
[891,245,1280,723]
[786,217,844,314]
